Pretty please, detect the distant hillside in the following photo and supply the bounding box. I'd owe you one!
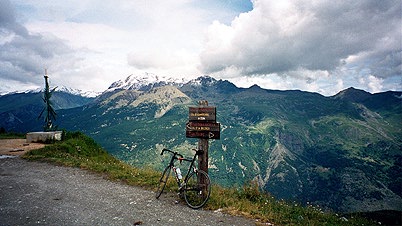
[334,87,402,112]
[2,75,401,214]
[333,87,372,102]
[0,91,94,132]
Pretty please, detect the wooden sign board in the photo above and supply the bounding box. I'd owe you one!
[186,122,220,131]
[186,131,220,139]
[186,122,220,139]
[189,107,216,121]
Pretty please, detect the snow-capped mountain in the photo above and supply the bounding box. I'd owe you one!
[0,88,42,96]
[106,72,188,92]
[0,86,99,98]
[56,86,100,98]
[185,75,219,87]
[1,73,219,98]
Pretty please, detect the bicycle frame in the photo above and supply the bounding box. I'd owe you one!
[179,150,201,189]
[161,148,201,188]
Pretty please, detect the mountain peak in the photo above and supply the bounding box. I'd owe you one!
[249,84,262,90]
[56,86,100,98]
[107,72,188,92]
[333,87,372,102]
[187,76,218,87]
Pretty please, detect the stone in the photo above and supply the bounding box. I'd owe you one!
[26,131,62,143]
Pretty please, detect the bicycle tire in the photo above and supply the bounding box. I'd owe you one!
[156,166,171,199]
[183,170,211,209]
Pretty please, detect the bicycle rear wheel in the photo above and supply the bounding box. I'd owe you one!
[183,170,211,209]
[156,166,171,199]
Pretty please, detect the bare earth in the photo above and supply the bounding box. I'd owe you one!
[0,140,257,225]
[0,139,45,157]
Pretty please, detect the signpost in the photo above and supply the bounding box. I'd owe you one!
[186,101,220,175]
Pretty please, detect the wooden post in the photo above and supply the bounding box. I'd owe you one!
[198,138,209,174]
[197,100,209,174]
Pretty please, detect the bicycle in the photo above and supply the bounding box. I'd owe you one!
[155,148,211,209]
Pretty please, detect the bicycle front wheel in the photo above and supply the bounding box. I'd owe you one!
[183,170,211,209]
[156,166,171,199]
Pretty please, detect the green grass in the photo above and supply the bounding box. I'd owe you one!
[208,182,374,225]
[22,131,375,226]
[0,129,25,139]
[23,131,161,188]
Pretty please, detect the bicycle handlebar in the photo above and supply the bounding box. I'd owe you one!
[161,148,184,158]
[161,148,204,163]
[160,148,167,155]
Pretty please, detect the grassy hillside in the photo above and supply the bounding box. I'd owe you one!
[0,129,25,139]
[21,131,378,225]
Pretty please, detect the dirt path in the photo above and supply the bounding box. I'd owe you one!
[0,141,257,225]
[0,139,45,157]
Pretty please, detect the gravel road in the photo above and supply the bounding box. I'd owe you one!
[0,157,255,226]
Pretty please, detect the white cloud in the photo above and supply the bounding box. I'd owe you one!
[199,0,402,94]
[0,0,400,95]
[366,75,384,93]
[0,0,81,89]
[1,0,212,93]
[14,0,225,87]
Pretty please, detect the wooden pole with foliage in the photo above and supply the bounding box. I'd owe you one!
[38,69,57,131]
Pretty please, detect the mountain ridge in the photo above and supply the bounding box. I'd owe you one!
[0,86,100,98]
[106,72,189,93]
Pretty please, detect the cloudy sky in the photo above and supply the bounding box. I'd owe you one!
[0,0,401,96]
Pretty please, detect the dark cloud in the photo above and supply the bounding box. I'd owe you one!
[199,0,401,80]
[0,0,29,36]
[0,0,15,24]
[0,0,76,86]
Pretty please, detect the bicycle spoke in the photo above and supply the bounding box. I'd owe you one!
[183,170,211,209]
